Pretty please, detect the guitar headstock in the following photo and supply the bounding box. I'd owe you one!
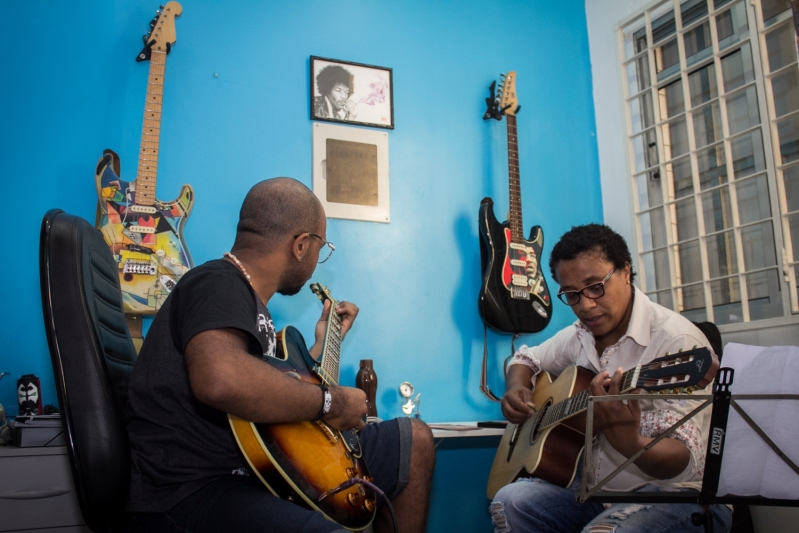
[626,347,712,393]
[483,71,521,121]
[310,283,335,305]
[137,2,182,62]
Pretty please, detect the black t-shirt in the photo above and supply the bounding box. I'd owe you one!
[125,259,277,513]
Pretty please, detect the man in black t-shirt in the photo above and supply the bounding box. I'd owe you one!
[125,178,435,533]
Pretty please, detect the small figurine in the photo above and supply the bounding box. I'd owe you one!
[398,381,422,419]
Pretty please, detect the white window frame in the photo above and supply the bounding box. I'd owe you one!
[615,0,799,333]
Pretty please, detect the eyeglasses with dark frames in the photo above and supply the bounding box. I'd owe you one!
[294,232,336,264]
[556,267,616,306]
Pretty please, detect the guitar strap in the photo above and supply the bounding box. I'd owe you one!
[480,325,519,403]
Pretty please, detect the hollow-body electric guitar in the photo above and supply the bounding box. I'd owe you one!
[478,72,552,334]
[486,347,712,499]
[95,2,193,315]
[229,284,376,531]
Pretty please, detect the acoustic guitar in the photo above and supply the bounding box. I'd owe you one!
[478,71,552,334]
[95,2,194,315]
[229,283,376,531]
[486,347,712,499]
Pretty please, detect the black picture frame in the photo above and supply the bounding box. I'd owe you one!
[310,56,394,130]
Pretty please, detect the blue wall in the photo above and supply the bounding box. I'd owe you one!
[1,0,601,529]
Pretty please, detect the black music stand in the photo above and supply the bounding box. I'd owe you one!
[578,367,799,533]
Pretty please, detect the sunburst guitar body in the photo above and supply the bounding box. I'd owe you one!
[229,284,376,531]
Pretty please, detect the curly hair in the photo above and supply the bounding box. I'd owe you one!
[549,223,637,283]
[316,65,352,97]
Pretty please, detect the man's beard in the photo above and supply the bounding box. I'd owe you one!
[277,283,304,296]
[277,264,311,296]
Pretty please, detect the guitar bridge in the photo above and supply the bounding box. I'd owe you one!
[511,287,530,300]
[315,421,340,445]
[123,259,156,276]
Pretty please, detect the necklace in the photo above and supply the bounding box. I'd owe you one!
[224,252,251,283]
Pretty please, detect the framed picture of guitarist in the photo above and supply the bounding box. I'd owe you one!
[310,56,394,129]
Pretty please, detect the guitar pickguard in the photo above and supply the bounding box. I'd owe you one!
[501,228,551,308]
[95,150,194,314]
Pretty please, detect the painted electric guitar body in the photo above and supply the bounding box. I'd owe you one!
[94,2,194,314]
[95,149,193,313]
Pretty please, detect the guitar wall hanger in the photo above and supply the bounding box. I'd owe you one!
[484,78,521,121]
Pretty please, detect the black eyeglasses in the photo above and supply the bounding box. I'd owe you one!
[294,232,336,264]
[557,268,616,306]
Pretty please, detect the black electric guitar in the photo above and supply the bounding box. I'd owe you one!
[478,72,552,334]
[228,284,376,531]
[486,348,712,499]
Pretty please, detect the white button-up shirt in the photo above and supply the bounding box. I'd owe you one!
[509,285,713,491]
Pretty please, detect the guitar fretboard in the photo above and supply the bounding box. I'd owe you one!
[507,115,524,244]
[135,48,167,206]
[539,367,638,430]
[317,302,342,386]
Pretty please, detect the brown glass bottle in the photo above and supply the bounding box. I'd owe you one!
[355,359,378,418]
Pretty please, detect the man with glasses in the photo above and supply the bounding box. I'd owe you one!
[490,224,729,533]
[124,178,434,533]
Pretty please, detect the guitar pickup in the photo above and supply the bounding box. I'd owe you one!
[129,205,157,214]
[128,244,154,255]
[511,275,529,286]
[129,226,156,234]
[510,259,527,267]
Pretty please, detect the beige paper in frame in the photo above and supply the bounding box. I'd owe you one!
[312,122,390,223]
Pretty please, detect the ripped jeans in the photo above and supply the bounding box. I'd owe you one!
[490,477,732,533]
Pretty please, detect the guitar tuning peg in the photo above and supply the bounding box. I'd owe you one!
[142,34,149,42]
[160,4,165,8]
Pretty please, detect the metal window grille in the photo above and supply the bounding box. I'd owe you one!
[619,0,799,326]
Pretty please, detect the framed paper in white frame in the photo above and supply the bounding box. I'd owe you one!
[312,122,390,223]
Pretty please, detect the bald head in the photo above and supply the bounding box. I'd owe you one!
[232,178,323,254]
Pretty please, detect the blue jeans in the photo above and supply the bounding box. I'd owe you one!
[490,477,732,533]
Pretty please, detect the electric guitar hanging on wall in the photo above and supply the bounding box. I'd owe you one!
[486,348,712,499]
[229,283,376,531]
[478,72,552,334]
[95,2,193,315]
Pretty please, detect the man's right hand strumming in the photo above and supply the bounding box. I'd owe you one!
[323,385,369,432]
[501,364,536,424]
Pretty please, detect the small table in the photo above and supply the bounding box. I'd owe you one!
[427,421,505,450]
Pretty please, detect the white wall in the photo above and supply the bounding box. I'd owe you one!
[585,0,799,530]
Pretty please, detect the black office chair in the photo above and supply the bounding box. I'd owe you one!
[39,209,137,533]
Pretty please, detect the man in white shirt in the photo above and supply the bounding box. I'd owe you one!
[490,224,730,533]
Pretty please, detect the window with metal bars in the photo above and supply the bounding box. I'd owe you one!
[619,0,799,326]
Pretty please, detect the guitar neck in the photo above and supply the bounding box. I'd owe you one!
[540,367,639,430]
[317,304,343,386]
[135,48,167,206]
[507,115,524,243]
